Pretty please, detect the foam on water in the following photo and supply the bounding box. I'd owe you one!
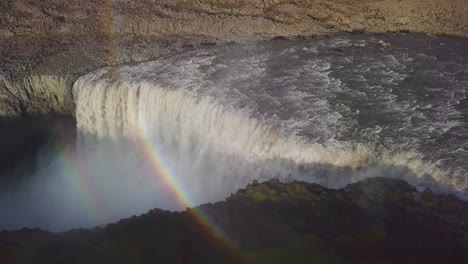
[73,37,465,194]
[1,36,467,230]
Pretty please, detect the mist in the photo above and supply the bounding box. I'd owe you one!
[0,83,459,231]
[1,38,466,231]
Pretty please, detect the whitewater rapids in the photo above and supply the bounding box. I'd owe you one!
[0,35,467,230]
[74,36,468,195]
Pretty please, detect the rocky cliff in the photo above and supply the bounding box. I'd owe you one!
[1,177,467,263]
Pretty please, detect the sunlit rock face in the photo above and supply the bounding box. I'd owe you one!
[1,0,467,117]
[2,0,467,40]
[0,35,467,231]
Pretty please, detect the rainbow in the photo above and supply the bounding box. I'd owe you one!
[56,140,107,225]
[65,1,253,261]
[58,126,250,259]
[100,0,122,67]
[133,123,249,260]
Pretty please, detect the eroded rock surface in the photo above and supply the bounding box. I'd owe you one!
[0,0,467,116]
[1,0,466,40]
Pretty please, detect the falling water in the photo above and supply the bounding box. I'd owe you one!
[1,35,467,230]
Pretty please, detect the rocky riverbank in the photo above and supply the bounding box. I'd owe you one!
[1,177,467,263]
[1,0,467,117]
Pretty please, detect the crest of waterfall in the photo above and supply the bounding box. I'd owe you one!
[72,54,456,197]
[1,36,467,231]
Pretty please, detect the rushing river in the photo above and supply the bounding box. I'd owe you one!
[1,34,467,230]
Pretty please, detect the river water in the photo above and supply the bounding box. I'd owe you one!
[1,34,467,230]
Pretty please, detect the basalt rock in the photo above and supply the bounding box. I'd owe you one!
[1,177,467,264]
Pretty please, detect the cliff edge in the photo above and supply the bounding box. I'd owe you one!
[1,177,467,263]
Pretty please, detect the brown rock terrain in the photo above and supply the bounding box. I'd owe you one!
[0,0,467,116]
[1,0,467,40]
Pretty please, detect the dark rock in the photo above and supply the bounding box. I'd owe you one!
[1,177,467,263]
[271,36,288,41]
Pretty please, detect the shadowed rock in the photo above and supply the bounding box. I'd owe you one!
[1,177,467,264]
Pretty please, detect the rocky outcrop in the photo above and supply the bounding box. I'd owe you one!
[0,0,467,116]
[0,75,74,116]
[1,177,467,264]
[0,37,199,116]
[0,74,76,170]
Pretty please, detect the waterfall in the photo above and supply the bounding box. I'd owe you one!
[72,60,452,198]
[1,37,466,231]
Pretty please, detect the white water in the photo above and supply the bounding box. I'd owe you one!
[1,36,467,231]
[73,75,447,192]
